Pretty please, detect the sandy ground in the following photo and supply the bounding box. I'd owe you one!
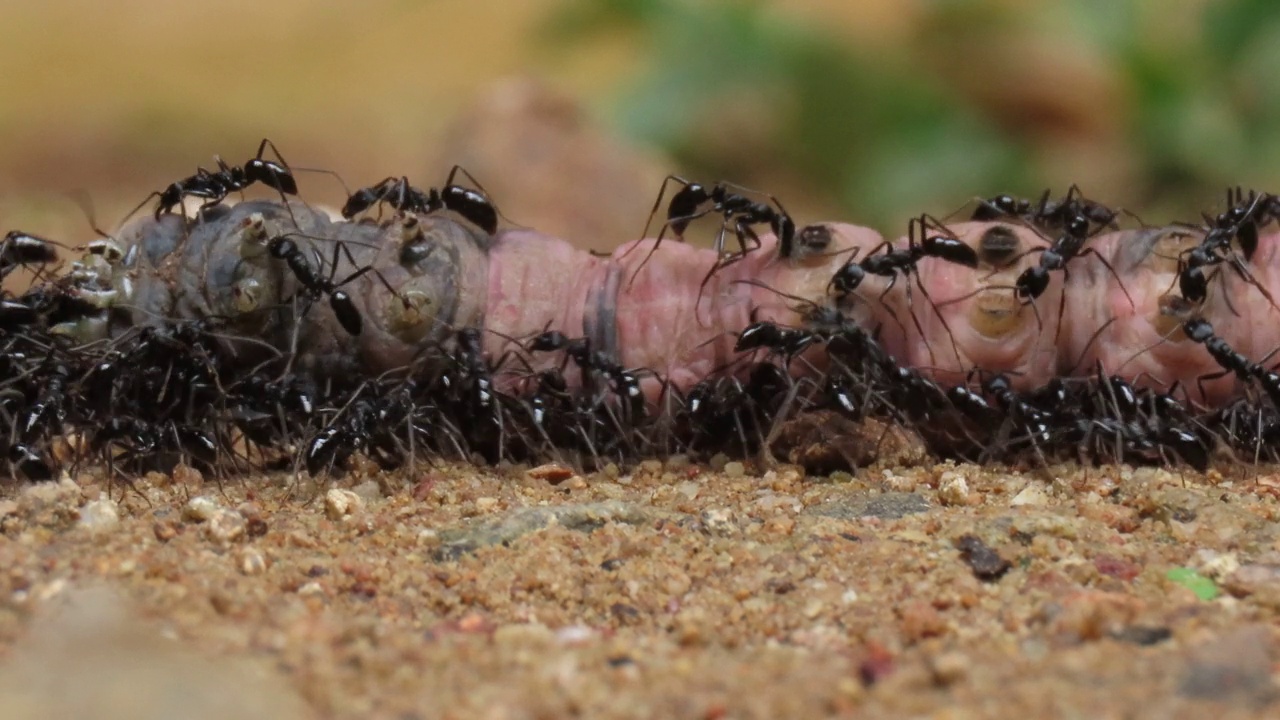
[2,456,1280,719]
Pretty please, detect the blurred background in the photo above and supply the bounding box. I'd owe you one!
[2,0,1279,252]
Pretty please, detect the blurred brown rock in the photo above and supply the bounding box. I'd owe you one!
[0,586,311,720]
[432,77,673,252]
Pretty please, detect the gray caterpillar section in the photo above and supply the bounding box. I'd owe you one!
[56,201,493,379]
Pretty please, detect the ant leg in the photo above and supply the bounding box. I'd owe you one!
[692,229,755,328]
[1078,246,1135,310]
[255,137,290,167]
[1225,254,1280,316]
[121,190,166,225]
[293,165,353,200]
[1194,369,1232,405]
[732,220,764,259]
[1062,317,1118,375]
[625,218,684,292]
[618,175,692,264]
[870,270,928,364]
[325,237,400,300]
[914,277,971,372]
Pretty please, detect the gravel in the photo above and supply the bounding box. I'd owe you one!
[2,460,1279,718]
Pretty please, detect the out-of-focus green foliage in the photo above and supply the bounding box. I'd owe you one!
[548,0,1280,230]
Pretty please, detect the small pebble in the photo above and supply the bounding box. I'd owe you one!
[239,548,267,576]
[245,516,269,538]
[1011,484,1051,507]
[76,499,119,532]
[1109,625,1172,646]
[556,625,596,646]
[206,509,247,544]
[183,496,220,523]
[937,473,970,506]
[702,508,735,534]
[19,476,81,513]
[351,481,382,501]
[955,534,1012,581]
[297,581,324,596]
[475,497,500,512]
[529,463,574,484]
[723,461,745,479]
[929,651,970,685]
[493,623,554,648]
[171,463,203,489]
[324,489,362,520]
[664,454,690,471]
[153,520,181,542]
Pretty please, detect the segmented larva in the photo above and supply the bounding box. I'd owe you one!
[4,165,1280,479]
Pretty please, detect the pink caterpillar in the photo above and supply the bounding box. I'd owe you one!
[74,179,1272,415]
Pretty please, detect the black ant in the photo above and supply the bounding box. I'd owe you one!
[135,139,299,221]
[7,444,53,480]
[961,205,1132,344]
[1181,316,1280,407]
[626,176,797,320]
[980,373,1054,465]
[1,231,60,282]
[340,166,499,235]
[828,221,978,298]
[642,176,796,260]
[259,230,407,339]
[733,318,821,369]
[1176,189,1273,306]
[971,186,1117,237]
[971,193,1036,223]
[524,330,649,423]
[263,234,367,336]
[1013,216,1092,302]
[828,214,976,366]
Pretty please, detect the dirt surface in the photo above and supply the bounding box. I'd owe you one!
[2,457,1280,719]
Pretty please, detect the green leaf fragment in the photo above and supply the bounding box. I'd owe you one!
[1166,568,1220,601]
